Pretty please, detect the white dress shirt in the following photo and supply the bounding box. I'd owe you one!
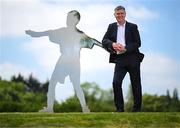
[117,22,126,46]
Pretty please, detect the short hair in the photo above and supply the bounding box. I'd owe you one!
[69,10,80,20]
[114,5,126,12]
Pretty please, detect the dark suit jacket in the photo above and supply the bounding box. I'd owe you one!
[102,21,144,63]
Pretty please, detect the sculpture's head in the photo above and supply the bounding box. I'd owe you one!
[66,10,80,27]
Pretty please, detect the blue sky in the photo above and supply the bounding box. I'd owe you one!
[1,0,180,102]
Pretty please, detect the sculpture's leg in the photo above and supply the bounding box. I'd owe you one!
[39,74,57,113]
[71,74,90,113]
[47,77,57,111]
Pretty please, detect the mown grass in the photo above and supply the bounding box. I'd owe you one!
[0,112,180,128]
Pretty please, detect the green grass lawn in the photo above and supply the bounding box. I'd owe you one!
[0,112,180,128]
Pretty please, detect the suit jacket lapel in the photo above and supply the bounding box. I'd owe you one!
[125,22,130,43]
[114,22,129,43]
[113,23,118,42]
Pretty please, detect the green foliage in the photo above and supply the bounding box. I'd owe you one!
[0,74,180,112]
[54,82,115,112]
[125,84,133,111]
[81,82,115,112]
[125,84,180,112]
[142,91,180,112]
[0,76,47,112]
[142,94,167,112]
[54,97,81,112]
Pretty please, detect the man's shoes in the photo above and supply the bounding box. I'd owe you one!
[116,109,124,112]
[39,107,54,113]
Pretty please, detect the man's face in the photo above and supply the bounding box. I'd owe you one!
[114,9,126,24]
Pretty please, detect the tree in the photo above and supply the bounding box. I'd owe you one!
[165,90,171,111]
[1,74,180,112]
[0,79,46,112]
[81,82,114,112]
[173,88,179,101]
[25,74,41,92]
[55,82,114,112]
[169,88,180,111]
[11,74,25,83]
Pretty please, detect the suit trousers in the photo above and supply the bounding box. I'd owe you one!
[112,54,142,111]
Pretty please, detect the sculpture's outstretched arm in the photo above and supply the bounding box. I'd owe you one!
[25,30,49,37]
[91,38,102,47]
[81,34,103,49]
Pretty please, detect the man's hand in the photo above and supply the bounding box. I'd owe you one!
[112,42,126,54]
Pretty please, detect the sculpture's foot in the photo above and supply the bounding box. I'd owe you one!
[82,106,90,113]
[39,107,54,113]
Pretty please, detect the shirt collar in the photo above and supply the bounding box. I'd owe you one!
[117,21,126,27]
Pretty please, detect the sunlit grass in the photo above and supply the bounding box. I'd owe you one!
[0,112,180,128]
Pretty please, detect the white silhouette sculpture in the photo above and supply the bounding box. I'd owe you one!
[25,10,102,113]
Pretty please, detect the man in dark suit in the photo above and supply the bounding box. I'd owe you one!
[102,5,144,112]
